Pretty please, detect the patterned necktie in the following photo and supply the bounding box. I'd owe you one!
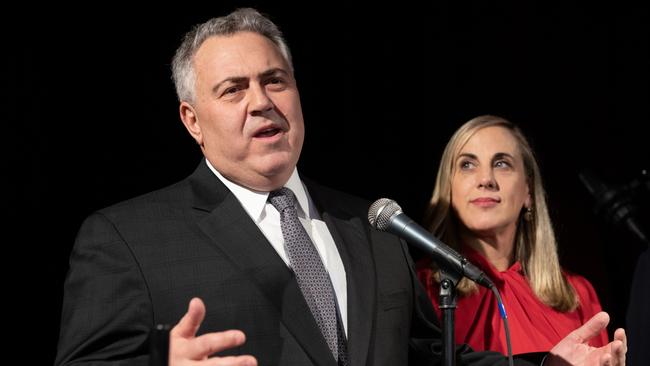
[269,188,347,363]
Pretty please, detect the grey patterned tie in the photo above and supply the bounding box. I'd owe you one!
[269,188,347,363]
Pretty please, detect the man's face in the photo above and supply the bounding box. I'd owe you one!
[180,31,304,191]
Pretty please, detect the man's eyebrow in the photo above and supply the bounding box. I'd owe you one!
[211,68,290,95]
[212,76,247,95]
[259,68,290,78]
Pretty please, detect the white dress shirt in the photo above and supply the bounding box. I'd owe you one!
[206,159,348,334]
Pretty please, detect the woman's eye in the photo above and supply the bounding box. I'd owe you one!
[460,161,474,169]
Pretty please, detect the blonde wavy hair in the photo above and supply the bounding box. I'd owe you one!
[424,115,578,311]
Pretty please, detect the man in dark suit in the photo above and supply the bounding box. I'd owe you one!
[55,8,626,366]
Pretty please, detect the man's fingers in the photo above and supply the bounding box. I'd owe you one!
[171,297,206,338]
[568,311,610,343]
[206,355,257,366]
[188,330,247,357]
[168,298,256,364]
[173,329,251,362]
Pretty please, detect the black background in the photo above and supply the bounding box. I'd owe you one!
[4,2,648,364]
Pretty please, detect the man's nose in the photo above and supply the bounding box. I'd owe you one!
[250,84,274,114]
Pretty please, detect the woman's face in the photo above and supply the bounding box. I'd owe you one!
[450,126,531,237]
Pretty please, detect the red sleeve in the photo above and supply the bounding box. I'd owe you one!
[567,273,609,347]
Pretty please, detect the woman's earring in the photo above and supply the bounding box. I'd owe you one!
[524,207,533,221]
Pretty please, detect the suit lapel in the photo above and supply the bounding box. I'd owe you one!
[307,183,376,366]
[189,162,336,366]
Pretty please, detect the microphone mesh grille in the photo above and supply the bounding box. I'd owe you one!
[368,198,402,231]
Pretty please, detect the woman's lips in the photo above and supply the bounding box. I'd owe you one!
[470,197,500,207]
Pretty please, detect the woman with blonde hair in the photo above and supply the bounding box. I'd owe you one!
[417,115,608,354]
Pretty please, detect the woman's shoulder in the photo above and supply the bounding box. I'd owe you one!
[563,269,603,312]
[562,270,609,346]
[563,270,597,295]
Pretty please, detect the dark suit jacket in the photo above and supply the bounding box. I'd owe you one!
[55,160,544,366]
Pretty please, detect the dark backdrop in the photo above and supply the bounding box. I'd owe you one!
[4,2,648,364]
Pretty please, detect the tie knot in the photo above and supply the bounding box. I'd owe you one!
[269,187,297,213]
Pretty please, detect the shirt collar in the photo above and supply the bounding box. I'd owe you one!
[205,158,310,223]
[462,245,523,285]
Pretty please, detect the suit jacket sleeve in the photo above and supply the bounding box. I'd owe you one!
[55,212,152,366]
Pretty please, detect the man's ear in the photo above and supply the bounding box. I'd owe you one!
[179,101,203,146]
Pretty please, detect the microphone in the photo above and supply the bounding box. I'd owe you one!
[368,198,494,289]
[579,170,649,245]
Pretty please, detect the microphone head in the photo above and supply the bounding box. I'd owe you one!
[368,198,403,231]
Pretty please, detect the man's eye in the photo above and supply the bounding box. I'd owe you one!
[223,86,241,95]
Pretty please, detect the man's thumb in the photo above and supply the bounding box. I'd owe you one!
[170,297,206,339]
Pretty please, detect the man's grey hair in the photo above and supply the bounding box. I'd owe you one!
[171,8,293,103]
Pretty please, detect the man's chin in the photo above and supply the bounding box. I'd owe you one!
[238,159,294,191]
[258,154,297,174]
[260,164,293,184]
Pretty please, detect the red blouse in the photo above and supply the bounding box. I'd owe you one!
[416,246,608,354]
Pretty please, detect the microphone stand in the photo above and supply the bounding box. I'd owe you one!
[438,268,461,366]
